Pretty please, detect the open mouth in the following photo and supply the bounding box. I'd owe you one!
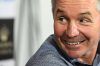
[64,40,85,45]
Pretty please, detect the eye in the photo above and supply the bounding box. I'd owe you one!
[79,17,92,23]
[58,16,68,24]
[79,17,92,25]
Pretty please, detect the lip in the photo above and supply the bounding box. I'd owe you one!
[64,40,85,46]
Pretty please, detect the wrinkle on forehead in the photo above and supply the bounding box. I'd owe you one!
[56,0,97,7]
[56,0,97,4]
[55,0,97,11]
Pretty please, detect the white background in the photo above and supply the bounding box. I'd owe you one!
[0,0,15,18]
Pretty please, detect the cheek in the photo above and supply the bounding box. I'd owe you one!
[80,25,100,41]
[54,22,66,37]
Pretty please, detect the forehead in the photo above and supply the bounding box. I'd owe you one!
[55,0,97,9]
[55,0,98,16]
[56,0,97,4]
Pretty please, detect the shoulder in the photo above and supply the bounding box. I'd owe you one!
[97,54,100,66]
[26,35,70,66]
[93,54,100,66]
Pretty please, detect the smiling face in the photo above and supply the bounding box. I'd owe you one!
[53,0,100,59]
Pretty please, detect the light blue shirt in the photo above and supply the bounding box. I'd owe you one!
[26,35,100,66]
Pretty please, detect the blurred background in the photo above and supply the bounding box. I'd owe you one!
[0,0,53,66]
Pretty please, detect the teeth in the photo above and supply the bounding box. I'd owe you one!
[65,42,80,45]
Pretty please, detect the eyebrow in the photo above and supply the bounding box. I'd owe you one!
[56,9,93,18]
[79,12,92,17]
[56,9,64,13]
[57,9,92,15]
[56,8,68,16]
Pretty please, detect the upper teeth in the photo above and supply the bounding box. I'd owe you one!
[65,42,80,45]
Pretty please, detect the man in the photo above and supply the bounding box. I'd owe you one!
[26,0,100,66]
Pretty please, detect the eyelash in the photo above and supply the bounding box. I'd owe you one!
[58,16,68,24]
[57,16,92,25]
[79,17,92,23]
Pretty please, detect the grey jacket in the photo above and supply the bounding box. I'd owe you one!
[26,35,100,66]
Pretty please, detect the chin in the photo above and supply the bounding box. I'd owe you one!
[64,49,86,58]
[68,53,82,58]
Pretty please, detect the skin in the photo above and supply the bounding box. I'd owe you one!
[53,0,100,65]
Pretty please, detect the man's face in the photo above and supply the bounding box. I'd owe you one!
[54,0,100,58]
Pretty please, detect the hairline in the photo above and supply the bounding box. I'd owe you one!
[51,0,100,12]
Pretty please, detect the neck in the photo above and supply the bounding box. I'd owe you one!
[77,46,98,65]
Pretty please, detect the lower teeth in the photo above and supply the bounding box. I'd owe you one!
[65,42,80,45]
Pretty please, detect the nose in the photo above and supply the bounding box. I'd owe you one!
[66,22,79,37]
